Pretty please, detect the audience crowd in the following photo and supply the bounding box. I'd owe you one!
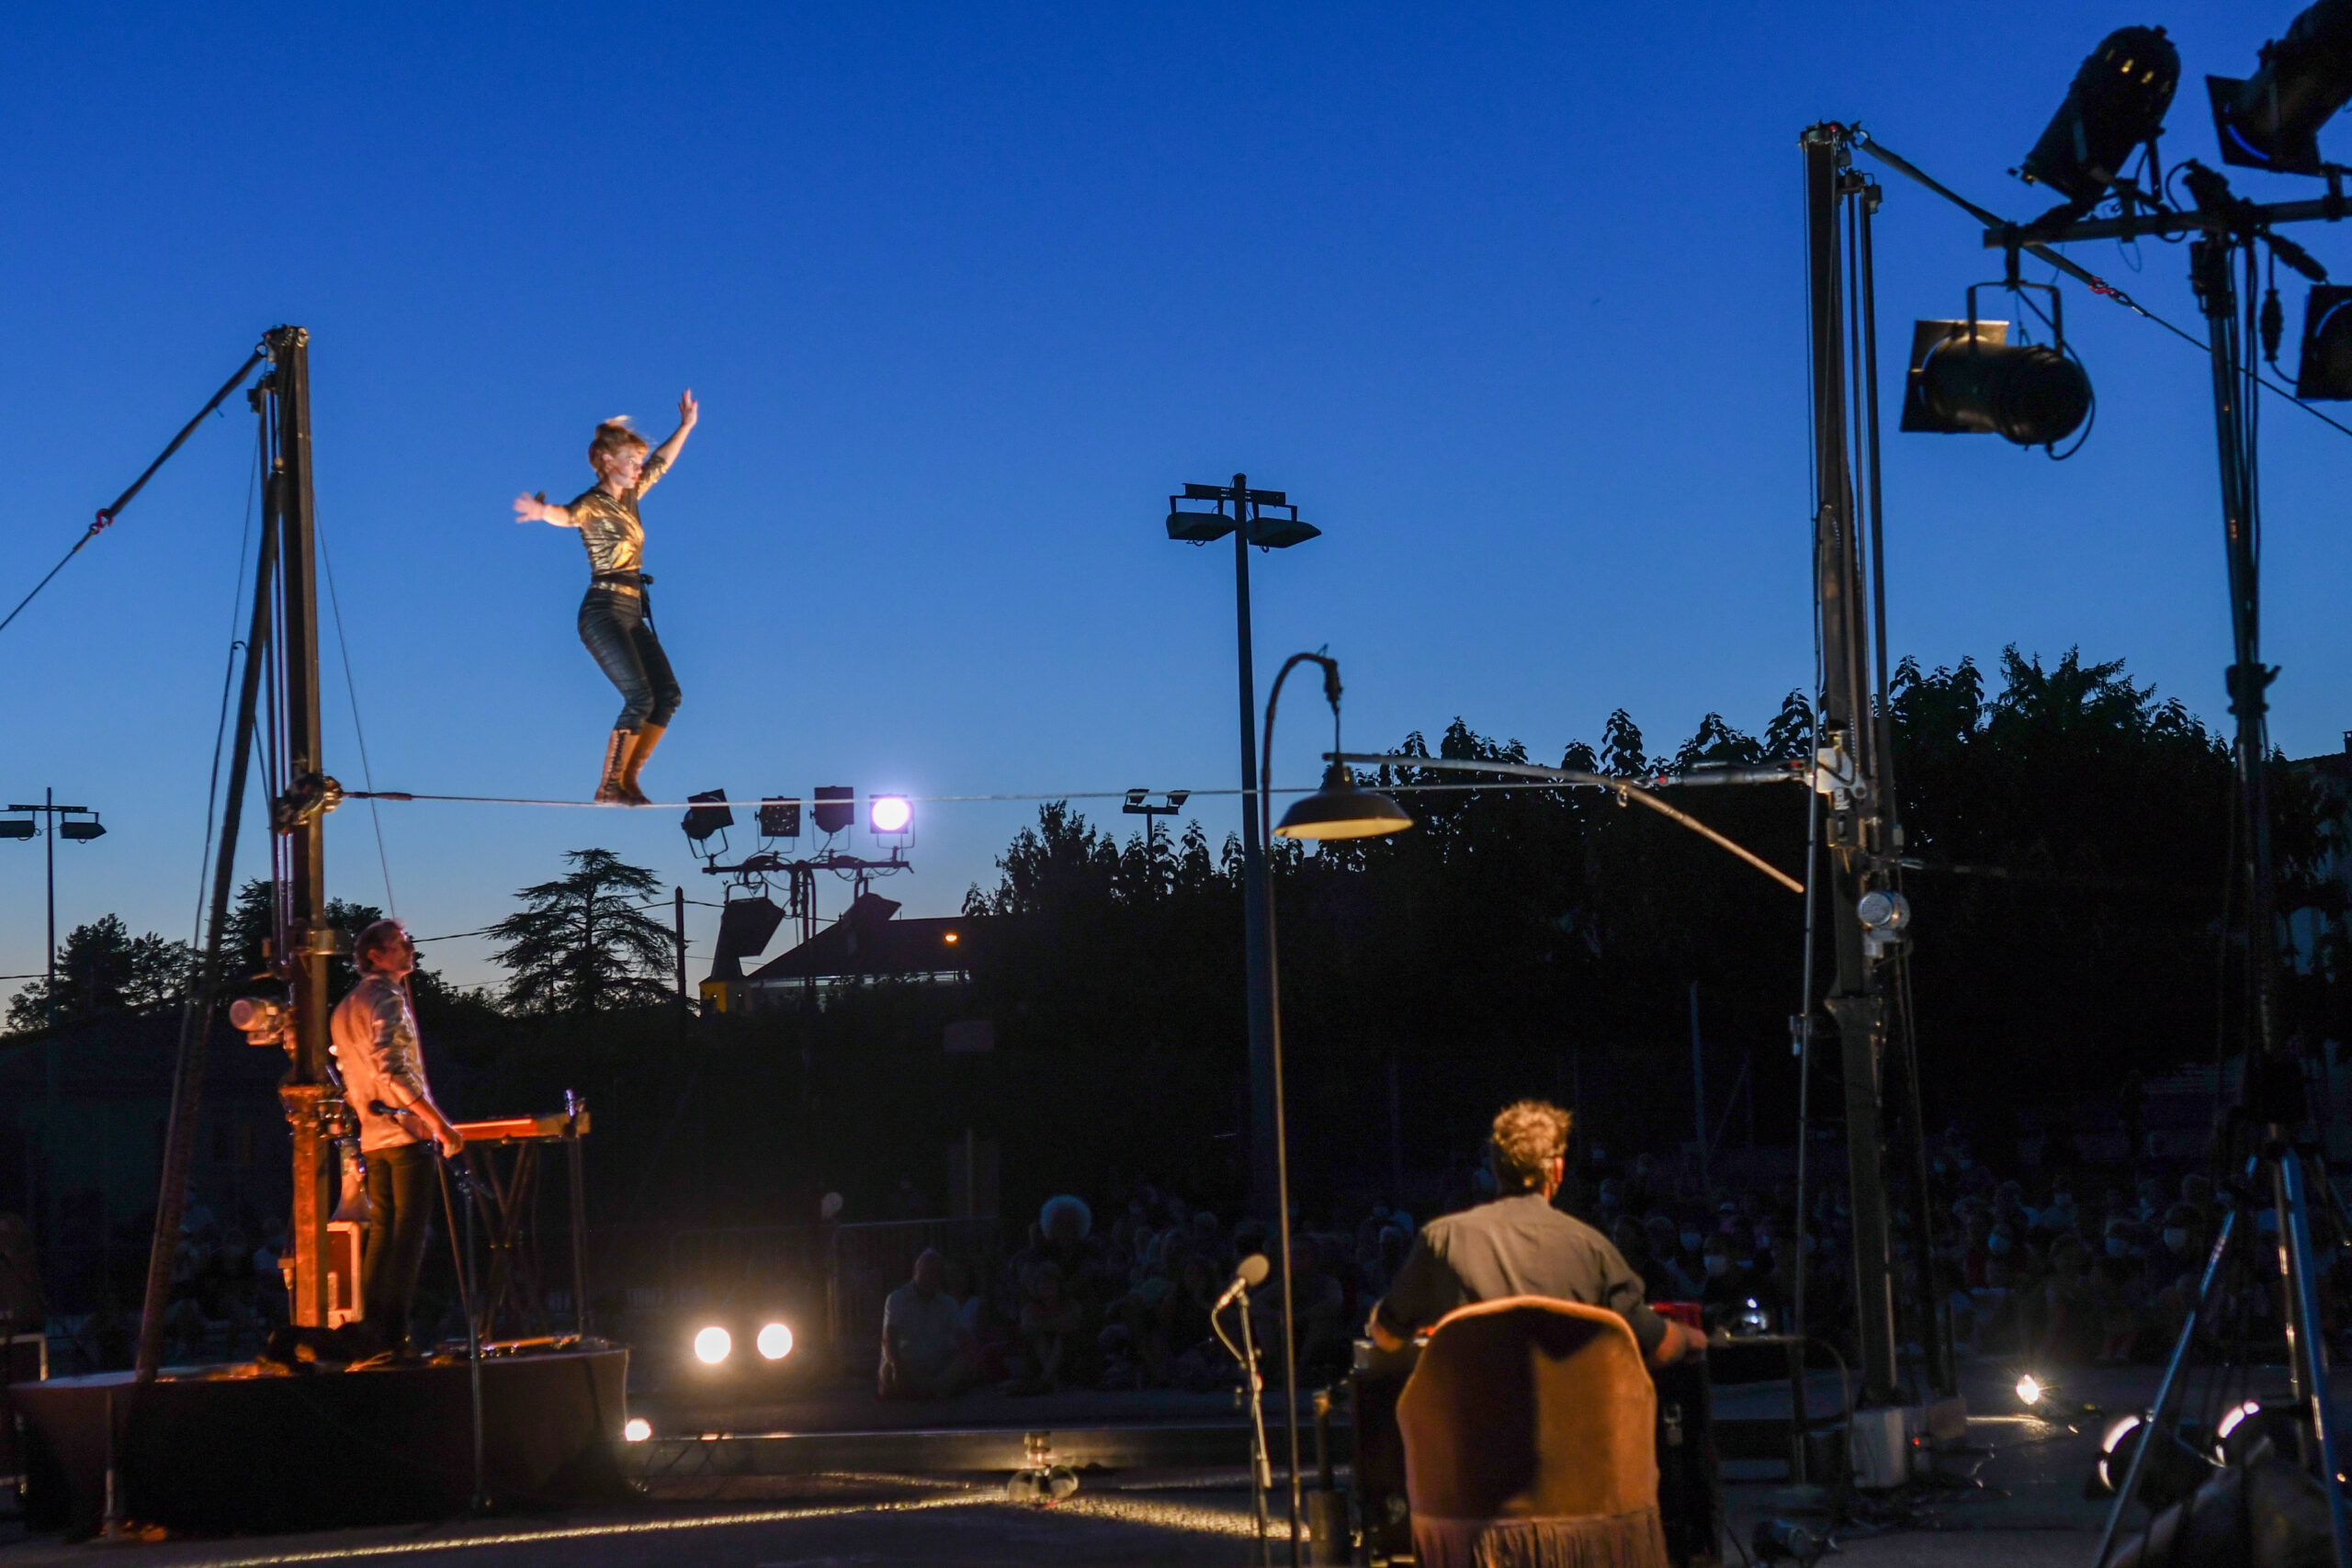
[875,1123,2352,1399]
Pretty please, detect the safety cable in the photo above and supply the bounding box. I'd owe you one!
[0,348,265,639]
[188,433,263,953]
[316,517,397,918]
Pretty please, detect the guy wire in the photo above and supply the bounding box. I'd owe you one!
[190,431,263,953]
[316,516,396,918]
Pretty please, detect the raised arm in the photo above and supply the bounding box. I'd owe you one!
[513,491,574,527]
[651,389,698,471]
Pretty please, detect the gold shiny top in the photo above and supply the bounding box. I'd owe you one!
[559,454,669,579]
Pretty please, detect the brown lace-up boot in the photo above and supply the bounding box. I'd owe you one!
[594,728,636,804]
[618,723,665,807]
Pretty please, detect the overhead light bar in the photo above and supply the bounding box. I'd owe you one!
[2018,25,2180,206]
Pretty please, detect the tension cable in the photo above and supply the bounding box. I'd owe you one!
[0,347,266,639]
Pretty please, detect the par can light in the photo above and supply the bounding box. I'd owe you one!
[693,1325,731,1365]
[2209,0,2352,176]
[2297,285,2352,399]
[869,795,912,834]
[2018,26,2180,206]
[1900,320,2093,448]
[623,1417,652,1442]
[756,1322,795,1360]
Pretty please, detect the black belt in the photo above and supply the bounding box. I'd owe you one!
[590,571,654,589]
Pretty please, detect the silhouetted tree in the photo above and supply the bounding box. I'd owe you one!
[5,916,190,1032]
[490,849,675,1014]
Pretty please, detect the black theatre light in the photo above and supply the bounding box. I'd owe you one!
[714,896,786,965]
[2296,284,2352,398]
[2210,0,2352,176]
[0,820,34,840]
[1900,317,2093,448]
[758,797,802,839]
[2019,26,2180,205]
[811,786,856,836]
[682,789,733,844]
[58,818,105,841]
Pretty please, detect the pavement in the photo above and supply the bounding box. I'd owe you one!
[0,1356,2335,1566]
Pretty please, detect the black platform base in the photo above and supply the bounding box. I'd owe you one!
[10,1346,630,1537]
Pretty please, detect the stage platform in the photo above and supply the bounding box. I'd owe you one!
[10,1347,629,1537]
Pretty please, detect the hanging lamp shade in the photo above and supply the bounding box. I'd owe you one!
[1275,764,1413,840]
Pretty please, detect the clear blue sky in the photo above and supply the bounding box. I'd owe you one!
[6,3,2348,996]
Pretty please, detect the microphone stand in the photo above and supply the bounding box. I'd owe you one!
[1217,1285,1274,1568]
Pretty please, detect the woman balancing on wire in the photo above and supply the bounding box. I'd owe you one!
[513,392,697,804]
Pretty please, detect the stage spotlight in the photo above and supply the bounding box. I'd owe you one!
[758,797,802,839]
[2017,1373,2046,1406]
[58,818,105,841]
[623,1417,652,1442]
[756,1322,794,1360]
[682,789,733,844]
[812,786,855,836]
[1900,319,2093,447]
[2019,26,2180,205]
[2296,285,2352,398]
[870,795,912,835]
[694,1325,732,1365]
[2210,0,2352,176]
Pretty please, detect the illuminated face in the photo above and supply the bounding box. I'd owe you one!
[365,930,415,979]
[597,442,648,491]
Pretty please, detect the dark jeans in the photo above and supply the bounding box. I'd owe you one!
[578,587,682,731]
[361,1142,436,1354]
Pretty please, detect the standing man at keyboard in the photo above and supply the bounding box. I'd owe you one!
[1368,1100,1704,1368]
[331,919,466,1359]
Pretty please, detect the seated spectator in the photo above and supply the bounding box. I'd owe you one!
[878,1248,970,1400]
[1013,1260,1087,1394]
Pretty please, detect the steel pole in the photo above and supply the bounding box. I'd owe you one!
[1233,473,1278,1224]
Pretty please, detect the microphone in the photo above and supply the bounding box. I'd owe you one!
[1214,1253,1271,1312]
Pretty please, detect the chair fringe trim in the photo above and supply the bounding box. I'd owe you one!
[1412,1507,1670,1568]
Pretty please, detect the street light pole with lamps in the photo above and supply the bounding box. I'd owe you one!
[3,790,109,1028]
[1165,475,1320,1223]
[1257,652,1411,1566]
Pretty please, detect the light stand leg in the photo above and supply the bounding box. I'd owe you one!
[1237,1296,1273,1568]
[437,1156,487,1514]
[2278,1150,2352,1564]
[2096,1201,2243,1568]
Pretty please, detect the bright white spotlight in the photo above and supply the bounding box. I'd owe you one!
[870,795,911,833]
[694,1325,732,1365]
[2016,1373,2045,1406]
[2217,1400,2264,1442]
[756,1322,794,1360]
[623,1416,652,1442]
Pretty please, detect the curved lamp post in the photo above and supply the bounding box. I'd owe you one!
[1258,652,1409,1566]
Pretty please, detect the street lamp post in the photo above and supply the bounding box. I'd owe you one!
[1257,652,1411,1566]
[4,789,106,1266]
[1165,476,1319,1222]
[1122,788,1190,863]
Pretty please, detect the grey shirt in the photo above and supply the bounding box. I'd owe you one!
[1374,1191,1667,1357]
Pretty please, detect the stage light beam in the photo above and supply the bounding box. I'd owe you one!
[694,1325,731,1365]
[756,1322,794,1360]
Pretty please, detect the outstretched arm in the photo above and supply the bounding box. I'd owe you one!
[651,389,698,471]
[514,491,573,527]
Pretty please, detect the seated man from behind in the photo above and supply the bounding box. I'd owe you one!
[878,1248,969,1399]
[1369,1100,1705,1368]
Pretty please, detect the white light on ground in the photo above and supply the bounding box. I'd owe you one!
[2016,1373,2044,1405]
[694,1325,731,1365]
[623,1417,651,1442]
[870,796,911,833]
[757,1322,794,1360]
